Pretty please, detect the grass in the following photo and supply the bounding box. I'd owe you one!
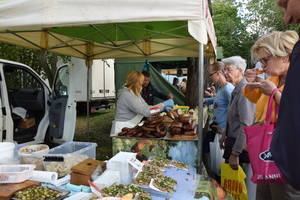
[74,109,115,160]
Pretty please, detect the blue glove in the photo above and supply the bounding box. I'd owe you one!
[164,106,173,112]
[163,99,174,108]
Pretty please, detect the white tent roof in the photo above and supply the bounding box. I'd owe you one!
[0,0,217,59]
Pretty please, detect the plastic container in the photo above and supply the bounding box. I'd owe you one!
[18,144,49,170]
[107,152,136,184]
[0,164,35,183]
[0,142,15,164]
[93,170,121,189]
[46,141,97,158]
[43,142,97,177]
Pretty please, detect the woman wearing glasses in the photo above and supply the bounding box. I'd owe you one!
[204,62,234,134]
[221,56,256,200]
[243,30,299,200]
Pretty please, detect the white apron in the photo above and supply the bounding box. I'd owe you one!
[110,114,144,136]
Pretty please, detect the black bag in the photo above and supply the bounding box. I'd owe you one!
[223,137,249,163]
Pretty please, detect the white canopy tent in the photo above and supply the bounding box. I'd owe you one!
[0,0,217,170]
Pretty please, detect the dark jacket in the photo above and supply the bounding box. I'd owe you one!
[141,83,168,105]
[271,40,300,190]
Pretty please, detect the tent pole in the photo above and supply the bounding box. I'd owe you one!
[197,43,204,173]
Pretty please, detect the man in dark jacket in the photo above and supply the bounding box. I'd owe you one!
[141,71,173,105]
[270,0,300,193]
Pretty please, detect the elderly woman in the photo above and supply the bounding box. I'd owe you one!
[244,30,300,200]
[221,56,256,200]
[111,71,174,136]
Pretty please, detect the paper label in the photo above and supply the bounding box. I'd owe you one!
[127,158,143,172]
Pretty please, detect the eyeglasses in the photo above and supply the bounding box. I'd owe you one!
[259,55,273,66]
[209,71,218,77]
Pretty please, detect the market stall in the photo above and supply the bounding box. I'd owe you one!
[0,0,221,198]
[0,143,234,200]
[113,106,209,168]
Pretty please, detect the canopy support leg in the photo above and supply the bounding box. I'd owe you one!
[197,43,204,173]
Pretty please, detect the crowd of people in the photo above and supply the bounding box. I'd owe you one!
[110,0,300,199]
[205,25,300,200]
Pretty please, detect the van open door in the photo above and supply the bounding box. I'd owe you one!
[48,65,76,143]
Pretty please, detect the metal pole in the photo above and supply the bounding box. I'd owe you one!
[86,64,90,136]
[197,43,204,173]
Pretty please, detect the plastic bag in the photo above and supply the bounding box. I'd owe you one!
[221,163,248,200]
[209,134,224,176]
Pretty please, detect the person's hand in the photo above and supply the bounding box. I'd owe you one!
[163,99,174,108]
[258,80,277,95]
[205,86,216,97]
[167,93,173,99]
[229,154,239,170]
[219,134,226,149]
[245,69,257,82]
[204,90,213,97]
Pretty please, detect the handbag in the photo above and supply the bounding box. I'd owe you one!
[243,88,286,184]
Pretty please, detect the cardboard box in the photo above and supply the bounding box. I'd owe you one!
[18,118,35,129]
[71,159,106,186]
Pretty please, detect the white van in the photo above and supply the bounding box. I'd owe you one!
[0,59,76,145]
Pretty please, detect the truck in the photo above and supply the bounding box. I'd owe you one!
[57,58,115,113]
[0,57,115,145]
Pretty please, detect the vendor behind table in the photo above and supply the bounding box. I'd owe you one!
[110,71,174,136]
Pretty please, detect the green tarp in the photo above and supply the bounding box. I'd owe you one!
[114,59,185,105]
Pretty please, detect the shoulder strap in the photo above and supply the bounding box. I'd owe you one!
[265,88,279,124]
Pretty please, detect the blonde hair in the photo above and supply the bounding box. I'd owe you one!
[251,30,299,62]
[124,71,144,96]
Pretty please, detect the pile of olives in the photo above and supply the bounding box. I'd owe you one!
[14,186,61,200]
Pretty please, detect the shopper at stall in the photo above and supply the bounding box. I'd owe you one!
[111,71,174,136]
[243,30,300,200]
[270,0,300,193]
[179,78,187,93]
[221,56,256,200]
[172,77,179,89]
[141,71,173,105]
[204,62,234,133]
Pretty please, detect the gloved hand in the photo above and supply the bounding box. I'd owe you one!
[163,99,174,108]
[164,106,173,112]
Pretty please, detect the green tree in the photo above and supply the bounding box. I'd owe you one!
[212,1,255,66]
[245,0,300,34]
[0,42,69,85]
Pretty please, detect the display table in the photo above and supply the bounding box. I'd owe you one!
[112,107,208,168]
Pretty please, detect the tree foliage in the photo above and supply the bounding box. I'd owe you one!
[245,0,300,34]
[212,1,255,66]
[0,42,69,85]
[212,0,300,66]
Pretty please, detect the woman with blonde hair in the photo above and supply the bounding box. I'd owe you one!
[244,30,300,200]
[111,71,174,136]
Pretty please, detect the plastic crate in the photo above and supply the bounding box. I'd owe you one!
[47,141,97,158]
[43,142,97,177]
[0,164,35,183]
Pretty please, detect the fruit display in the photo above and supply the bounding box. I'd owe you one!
[101,184,152,200]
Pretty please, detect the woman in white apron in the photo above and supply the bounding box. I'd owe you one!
[110,71,174,136]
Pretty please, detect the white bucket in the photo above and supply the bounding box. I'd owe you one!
[18,144,49,170]
[0,142,15,164]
